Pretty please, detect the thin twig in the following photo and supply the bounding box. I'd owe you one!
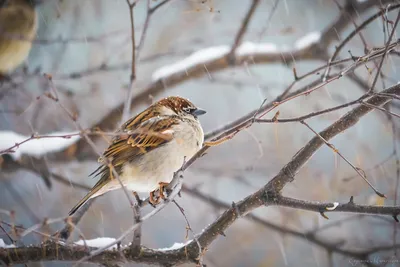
[172,200,203,266]
[122,0,137,124]
[300,120,385,197]
[368,10,400,93]
[227,0,260,62]
[257,0,280,41]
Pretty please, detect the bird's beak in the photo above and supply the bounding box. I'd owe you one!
[191,108,206,116]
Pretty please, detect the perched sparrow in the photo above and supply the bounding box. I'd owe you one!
[0,0,39,75]
[68,96,206,216]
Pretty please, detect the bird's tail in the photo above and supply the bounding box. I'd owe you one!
[68,183,104,216]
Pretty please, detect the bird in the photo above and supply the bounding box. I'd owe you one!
[0,0,39,75]
[68,96,206,216]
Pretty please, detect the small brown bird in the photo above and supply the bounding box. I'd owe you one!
[0,0,38,75]
[68,96,206,216]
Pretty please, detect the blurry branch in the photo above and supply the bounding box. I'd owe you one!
[2,75,400,267]
[29,29,129,44]
[2,179,41,224]
[149,0,171,13]
[122,0,137,123]
[368,10,400,93]
[126,0,136,82]
[122,0,173,123]
[1,155,52,189]
[228,0,260,62]
[137,0,173,60]
[257,0,280,41]
[41,0,398,162]
[52,50,193,80]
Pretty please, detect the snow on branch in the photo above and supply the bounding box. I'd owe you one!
[294,31,321,50]
[0,131,80,159]
[74,238,118,250]
[152,32,320,81]
[156,240,192,251]
[236,41,279,55]
[0,239,15,249]
[152,45,230,81]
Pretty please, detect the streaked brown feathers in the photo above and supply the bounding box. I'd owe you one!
[90,115,181,180]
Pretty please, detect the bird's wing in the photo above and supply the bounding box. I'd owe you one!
[90,115,181,180]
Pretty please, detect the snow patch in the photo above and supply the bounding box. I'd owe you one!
[236,42,278,55]
[0,238,16,248]
[156,240,192,251]
[294,31,321,50]
[75,237,118,249]
[0,131,80,159]
[326,202,339,211]
[152,46,229,81]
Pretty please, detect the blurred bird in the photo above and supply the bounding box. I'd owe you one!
[0,0,39,75]
[68,96,206,216]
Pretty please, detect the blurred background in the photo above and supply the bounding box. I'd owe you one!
[0,0,399,266]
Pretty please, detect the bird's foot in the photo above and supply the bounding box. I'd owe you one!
[158,182,170,199]
[149,191,160,207]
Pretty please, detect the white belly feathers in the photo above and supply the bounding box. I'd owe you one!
[119,118,203,192]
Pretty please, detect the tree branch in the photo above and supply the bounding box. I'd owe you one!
[275,196,400,217]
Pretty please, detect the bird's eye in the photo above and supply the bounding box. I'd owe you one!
[183,107,193,113]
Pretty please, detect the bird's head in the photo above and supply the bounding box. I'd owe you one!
[156,96,206,119]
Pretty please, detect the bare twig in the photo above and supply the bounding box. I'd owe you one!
[323,3,400,79]
[126,0,136,82]
[172,200,202,266]
[274,196,399,217]
[228,0,260,62]
[257,0,280,41]
[122,0,137,124]
[300,120,385,197]
[368,10,400,93]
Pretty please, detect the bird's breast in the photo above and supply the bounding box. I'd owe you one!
[119,119,204,192]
